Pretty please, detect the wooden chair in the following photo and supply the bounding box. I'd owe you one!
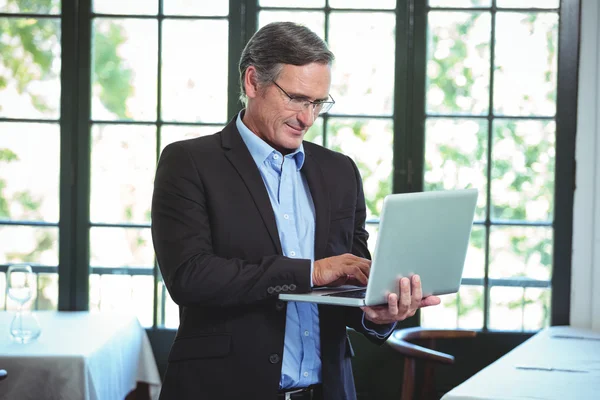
[386,327,477,400]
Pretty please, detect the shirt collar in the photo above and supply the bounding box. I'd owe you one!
[236,111,305,170]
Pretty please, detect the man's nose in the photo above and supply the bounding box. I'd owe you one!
[297,104,316,127]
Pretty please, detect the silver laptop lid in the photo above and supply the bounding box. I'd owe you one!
[364,188,478,304]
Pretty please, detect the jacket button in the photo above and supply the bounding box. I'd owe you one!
[289,284,296,291]
[274,285,282,293]
[267,287,274,294]
[282,284,289,291]
[269,353,280,364]
[275,300,285,311]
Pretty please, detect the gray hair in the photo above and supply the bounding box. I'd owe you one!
[238,21,335,106]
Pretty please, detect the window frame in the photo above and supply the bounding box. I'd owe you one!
[0,0,578,332]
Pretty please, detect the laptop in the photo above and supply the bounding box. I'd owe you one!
[278,188,478,307]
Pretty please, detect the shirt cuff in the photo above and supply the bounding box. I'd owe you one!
[361,313,397,339]
[310,261,314,287]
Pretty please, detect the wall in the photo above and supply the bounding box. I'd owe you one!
[571,0,600,331]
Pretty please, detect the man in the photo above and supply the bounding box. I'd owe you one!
[151,21,440,400]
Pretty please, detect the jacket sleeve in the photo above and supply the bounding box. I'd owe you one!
[151,141,312,308]
[343,156,396,343]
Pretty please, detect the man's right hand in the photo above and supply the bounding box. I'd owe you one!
[313,254,371,287]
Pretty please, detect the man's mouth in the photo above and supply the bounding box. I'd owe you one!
[285,123,305,134]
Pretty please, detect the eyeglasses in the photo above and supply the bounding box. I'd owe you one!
[272,81,335,115]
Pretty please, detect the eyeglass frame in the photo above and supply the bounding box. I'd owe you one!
[271,80,335,115]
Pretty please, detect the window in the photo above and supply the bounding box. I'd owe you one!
[88,0,229,328]
[258,0,396,256]
[0,0,62,311]
[0,0,577,333]
[419,0,560,331]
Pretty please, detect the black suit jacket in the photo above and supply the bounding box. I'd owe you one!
[151,116,392,400]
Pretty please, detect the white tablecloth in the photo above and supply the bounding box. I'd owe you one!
[0,311,161,400]
[442,326,600,400]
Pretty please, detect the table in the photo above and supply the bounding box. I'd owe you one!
[0,311,162,400]
[442,326,600,400]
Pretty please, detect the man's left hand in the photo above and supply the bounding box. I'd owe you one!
[361,275,441,324]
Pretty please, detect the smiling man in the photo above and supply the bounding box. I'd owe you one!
[151,21,440,400]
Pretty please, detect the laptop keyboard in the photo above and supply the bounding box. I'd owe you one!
[323,288,367,299]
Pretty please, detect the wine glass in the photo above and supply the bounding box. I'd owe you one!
[7,264,41,343]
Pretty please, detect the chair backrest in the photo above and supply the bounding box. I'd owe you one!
[386,327,477,400]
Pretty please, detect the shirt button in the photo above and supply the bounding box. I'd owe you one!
[290,251,296,257]
[304,331,309,336]
[283,214,289,220]
[303,372,309,377]
[273,154,279,160]
[269,354,281,364]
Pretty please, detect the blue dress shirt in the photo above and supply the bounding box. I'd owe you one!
[237,114,320,389]
[236,113,394,389]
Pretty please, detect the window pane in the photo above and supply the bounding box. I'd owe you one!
[489,286,524,330]
[464,225,485,278]
[0,123,60,222]
[35,272,58,310]
[496,0,559,8]
[1,270,57,311]
[0,273,4,310]
[329,12,395,116]
[523,287,550,330]
[259,0,325,8]
[93,0,158,15]
[161,20,228,123]
[90,227,154,268]
[0,18,61,119]
[494,12,558,116]
[90,274,154,328]
[304,117,323,146]
[329,0,395,9]
[365,224,379,258]
[429,0,491,6]
[164,0,228,16]
[158,281,180,329]
[427,12,491,115]
[92,19,158,121]
[258,11,325,38]
[424,118,488,220]
[160,125,221,152]
[0,0,60,14]
[421,292,458,329]
[327,118,393,218]
[0,226,59,265]
[491,120,555,221]
[90,124,155,224]
[457,285,484,329]
[489,226,552,280]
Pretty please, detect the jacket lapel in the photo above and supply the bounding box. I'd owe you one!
[221,118,283,255]
[302,148,330,261]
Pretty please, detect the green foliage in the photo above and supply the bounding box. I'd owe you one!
[93,22,134,119]
[424,12,557,326]
[0,148,19,218]
[0,0,134,310]
[0,17,58,113]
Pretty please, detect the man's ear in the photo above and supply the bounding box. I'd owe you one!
[244,66,260,99]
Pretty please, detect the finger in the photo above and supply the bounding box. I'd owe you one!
[349,262,370,285]
[400,277,411,309]
[351,269,369,285]
[360,306,376,321]
[387,293,399,316]
[411,275,423,305]
[421,296,442,307]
